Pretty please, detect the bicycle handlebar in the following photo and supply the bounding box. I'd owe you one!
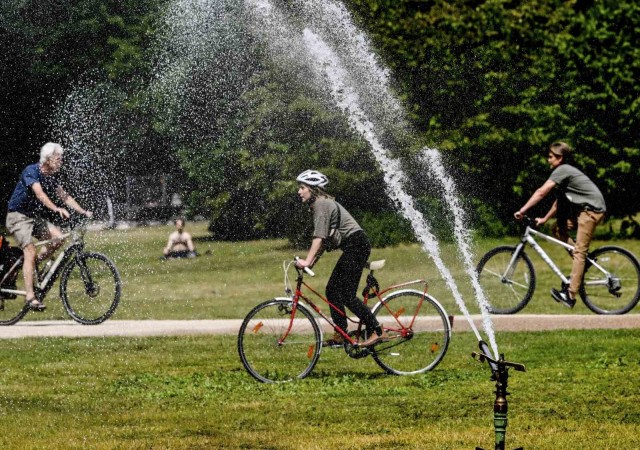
[294,257,315,277]
[520,215,537,229]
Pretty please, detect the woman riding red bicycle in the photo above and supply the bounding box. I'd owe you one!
[294,169,388,347]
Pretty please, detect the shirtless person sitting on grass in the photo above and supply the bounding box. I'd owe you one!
[162,218,196,259]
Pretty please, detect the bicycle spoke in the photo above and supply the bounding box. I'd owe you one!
[482,269,503,278]
[506,278,529,290]
[477,246,535,314]
[238,300,321,383]
[372,291,450,375]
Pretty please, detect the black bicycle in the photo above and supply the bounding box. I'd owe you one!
[0,222,121,325]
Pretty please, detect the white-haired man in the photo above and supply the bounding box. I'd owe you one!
[5,143,92,311]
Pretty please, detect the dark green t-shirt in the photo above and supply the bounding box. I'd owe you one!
[549,164,606,212]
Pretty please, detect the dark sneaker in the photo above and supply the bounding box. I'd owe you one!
[322,333,346,347]
[550,288,576,309]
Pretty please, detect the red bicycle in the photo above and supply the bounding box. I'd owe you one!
[238,258,451,383]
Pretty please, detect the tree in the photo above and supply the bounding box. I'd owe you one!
[346,0,640,233]
[1,0,171,211]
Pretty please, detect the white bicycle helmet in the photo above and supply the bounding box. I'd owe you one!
[296,170,329,188]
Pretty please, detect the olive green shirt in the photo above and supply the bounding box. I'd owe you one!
[549,164,606,212]
[312,197,361,241]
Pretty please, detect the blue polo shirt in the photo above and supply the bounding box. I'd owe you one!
[7,163,60,216]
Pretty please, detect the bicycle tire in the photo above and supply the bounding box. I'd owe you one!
[476,246,536,314]
[238,299,322,383]
[0,295,29,326]
[371,290,451,375]
[60,252,121,325]
[580,246,640,315]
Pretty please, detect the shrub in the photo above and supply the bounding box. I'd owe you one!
[358,211,415,248]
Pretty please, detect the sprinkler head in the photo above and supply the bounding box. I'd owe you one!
[472,344,526,450]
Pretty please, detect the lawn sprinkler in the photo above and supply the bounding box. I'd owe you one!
[473,340,526,450]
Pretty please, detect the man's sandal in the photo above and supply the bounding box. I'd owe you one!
[25,298,46,312]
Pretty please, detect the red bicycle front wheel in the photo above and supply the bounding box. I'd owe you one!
[238,299,322,383]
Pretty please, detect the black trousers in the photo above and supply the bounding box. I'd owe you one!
[325,231,379,333]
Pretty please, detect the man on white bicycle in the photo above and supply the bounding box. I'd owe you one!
[514,141,606,308]
[5,143,92,311]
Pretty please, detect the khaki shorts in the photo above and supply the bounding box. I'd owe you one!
[5,212,52,249]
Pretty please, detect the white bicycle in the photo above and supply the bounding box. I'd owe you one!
[476,216,640,315]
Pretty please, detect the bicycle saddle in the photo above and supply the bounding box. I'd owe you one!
[367,260,385,271]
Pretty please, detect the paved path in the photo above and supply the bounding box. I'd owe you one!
[1,314,639,339]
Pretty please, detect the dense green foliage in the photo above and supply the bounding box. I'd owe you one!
[347,0,640,233]
[171,59,392,242]
[0,0,174,208]
[2,0,639,240]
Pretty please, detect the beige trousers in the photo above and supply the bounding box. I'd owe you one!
[552,210,605,297]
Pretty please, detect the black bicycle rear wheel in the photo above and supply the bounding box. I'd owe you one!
[0,294,29,326]
[580,246,640,314]
[0,254,29,325]
[60,252,121,324]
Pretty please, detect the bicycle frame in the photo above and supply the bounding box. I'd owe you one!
[507,224,610,287]
[281,265,428,346]
[0,230,84,299]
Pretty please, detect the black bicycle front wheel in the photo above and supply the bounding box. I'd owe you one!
[238,299,322,383]
[580,246,640,315]
[0,256,30,326]
[371,290,451,375]
[476,246,536,314]
[60,252,121,325]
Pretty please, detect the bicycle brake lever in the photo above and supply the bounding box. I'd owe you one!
[294,256,315,277]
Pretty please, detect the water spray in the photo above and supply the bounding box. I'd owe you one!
[473,341,526,450]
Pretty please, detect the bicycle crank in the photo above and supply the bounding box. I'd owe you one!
[344,330,371,359]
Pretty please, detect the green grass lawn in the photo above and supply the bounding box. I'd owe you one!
[0,331,639,449]
[2,223,640,448]
[10,221,640,321]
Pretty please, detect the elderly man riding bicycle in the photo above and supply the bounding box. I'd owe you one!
[5,143,92,311]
